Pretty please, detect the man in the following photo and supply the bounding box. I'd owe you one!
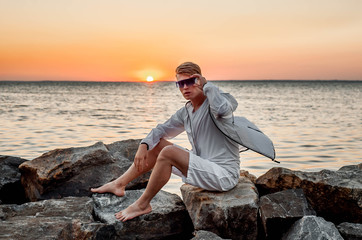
[91,62,240,222]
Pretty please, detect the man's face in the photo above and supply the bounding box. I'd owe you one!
[176,74,202,100]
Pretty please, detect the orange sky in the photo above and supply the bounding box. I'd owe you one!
[1,0,362,82]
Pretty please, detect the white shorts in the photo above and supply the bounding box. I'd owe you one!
[172,146,238,192]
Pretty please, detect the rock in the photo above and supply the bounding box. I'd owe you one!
[105,140,150,190]
[0,190,194,240]
[0,155,27,204]
[256,164,362,224]
[259,188,316,239]
[239,170,257,184]
[0,196,106,239]
[337,222,362,240]
[92,190,194,240]
[19,140,150,201]
[282,216,343,240]
[192,230,231,240]
[181,176,259,240]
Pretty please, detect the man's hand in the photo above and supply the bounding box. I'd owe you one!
[191,73,207,90]
[134,144,148,173]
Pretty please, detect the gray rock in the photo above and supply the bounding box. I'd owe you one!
[105,140,150,190]
[92,190,194,240]
[256,163,362,223]
[0,196,105,239]
[19,140,150,201]
[192,230,231,240]
[282,216,343,240]
[181,176,259,240]
[0,155,27,204]
[259,188,316,239]
[0,190,195,240]
[337,222,362,240]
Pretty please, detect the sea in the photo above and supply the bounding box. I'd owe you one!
[1,80,361,195]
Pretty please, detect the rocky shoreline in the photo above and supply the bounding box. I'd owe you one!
[0,139,361,239]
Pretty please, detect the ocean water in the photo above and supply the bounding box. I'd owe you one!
[1,80,361,195]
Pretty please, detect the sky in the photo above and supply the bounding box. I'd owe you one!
[0,0,361,82]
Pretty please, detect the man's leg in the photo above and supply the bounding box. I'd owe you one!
[90,139,173,196]
[115,145,189,221]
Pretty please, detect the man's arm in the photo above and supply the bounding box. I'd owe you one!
[141,107,186,151]
[191,73,237,118]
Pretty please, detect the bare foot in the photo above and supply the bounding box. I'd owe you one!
[115,202,152,222]
[90,181,125,197]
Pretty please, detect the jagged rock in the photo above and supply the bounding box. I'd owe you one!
[19,140,150,201]
[192,230,231,240]
[105,140,149,190]
[181,177,259,240]
[0,190,194,240]
[256,164,362,224]
[259,188,316,239]
[337,222,362,240]
[0,197,106,239]
[239,170,257,184]
[282,216,343,240]
[92,190,194,240]
[0,155,27,204]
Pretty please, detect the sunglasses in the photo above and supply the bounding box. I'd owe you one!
[176,77,197,88]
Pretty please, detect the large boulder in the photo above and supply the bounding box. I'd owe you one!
[256,164,362,223]
[259,188,316,239]
[282,216,343,240]
[92,190,194,239]
[0,155,27,204]
[19,140,150,201]
[0,196,105,239]
[337,222,362,240]
[105,140,150,190]
[0,190,194,239]
[181,176,259,240]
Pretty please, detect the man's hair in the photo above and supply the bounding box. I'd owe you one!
[175,62,202,75]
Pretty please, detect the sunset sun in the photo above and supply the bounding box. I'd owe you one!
[146,76,154,82]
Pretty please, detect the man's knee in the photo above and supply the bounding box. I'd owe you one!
[157,145,188,165]
[149,139,172,157]
[157,145,189,176]
[158,145,176,162]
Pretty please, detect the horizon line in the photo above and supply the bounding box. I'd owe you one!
[1,79,361,83]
